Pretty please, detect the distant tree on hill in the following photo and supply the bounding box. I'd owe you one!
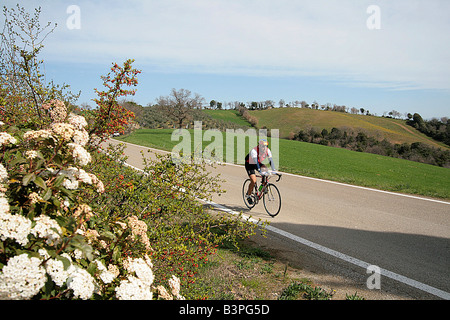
[156,88,204,129]
[407,113,450,146]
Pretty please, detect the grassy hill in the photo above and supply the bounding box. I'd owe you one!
[204,108,446,149]
[202,109,252,128]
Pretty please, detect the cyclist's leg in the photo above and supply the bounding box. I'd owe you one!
[245,163,257,196]
[248,174,257,195]
[260,164,268,184]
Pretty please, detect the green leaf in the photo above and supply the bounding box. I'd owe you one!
[112,246,121,263]
[10,155,27,167]
[42,188,52,201]
[53,174,66,188]
[100,231,116,242]
[87,262,97,276]
[22,173,35,186]
[52,197,61,208]
[34,176,47,190]
[56,255,72,271]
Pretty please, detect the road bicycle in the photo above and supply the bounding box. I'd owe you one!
[242,171,282,217]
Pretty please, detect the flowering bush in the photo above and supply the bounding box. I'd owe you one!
[1,102,259,300]
[87,140,260,298]
[0,106,184,300]
[84,59,140,145]
[1,5,259,300]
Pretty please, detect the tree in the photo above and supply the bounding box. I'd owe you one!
[264,100,274,109]
[156,88,204,129]
[300,101,309,108]
[311,100,319,110]
[412,113,425,130]
[89,59,140,143]
[0,5,78,128]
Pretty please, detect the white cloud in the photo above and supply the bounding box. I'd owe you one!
[6,0,450,91]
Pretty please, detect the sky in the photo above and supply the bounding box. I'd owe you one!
[3,0,450,119]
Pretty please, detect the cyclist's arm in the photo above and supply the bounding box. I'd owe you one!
[268,157,276,171]
[267,149,276,171]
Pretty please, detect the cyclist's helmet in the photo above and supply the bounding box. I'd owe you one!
[259,139,269,148]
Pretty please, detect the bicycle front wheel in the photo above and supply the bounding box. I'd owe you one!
[263,183,281,217]
[242,179,256,209]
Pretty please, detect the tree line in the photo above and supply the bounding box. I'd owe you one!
[406,113,450,146]
[290,126,450,168]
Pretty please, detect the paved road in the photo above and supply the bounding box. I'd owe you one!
[107,139,450,299]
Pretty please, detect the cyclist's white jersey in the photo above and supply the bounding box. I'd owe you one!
[248,146,272,165]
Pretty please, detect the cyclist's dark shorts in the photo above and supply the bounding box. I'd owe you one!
[245,162,266,176]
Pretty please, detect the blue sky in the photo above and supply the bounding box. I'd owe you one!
[4,0,450,119]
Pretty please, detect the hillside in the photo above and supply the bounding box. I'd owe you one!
[202,109,252,128]
[245,108,447,149]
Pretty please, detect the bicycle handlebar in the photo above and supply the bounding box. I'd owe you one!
[256,171,282,182]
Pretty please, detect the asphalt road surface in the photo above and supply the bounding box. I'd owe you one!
[107,139,450,299]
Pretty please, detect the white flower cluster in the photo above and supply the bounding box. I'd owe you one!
[0,164,7,184]
[0,254,47,300]
[168,275,184,300]
[23,104,91,167]
[0,202,32,246]
[0,132,17,146]
[50,123,74,141]
[68,113,88,130]
[44,255,71,287]
[95,260,119,284]
[66,266,97,300]
[30,215,62,246]
[38,250,98,300]
[23,129,53,142]
[67,143,91,166]
[25,150,39,160]
[115,256,155,300]
[46,166,104,193]
[0,206,64,247]
[44,99,67,122]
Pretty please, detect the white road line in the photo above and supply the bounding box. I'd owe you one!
[203,200,450,300]
[113,139,450,205]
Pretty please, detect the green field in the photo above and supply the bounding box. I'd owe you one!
[117,129,450,199]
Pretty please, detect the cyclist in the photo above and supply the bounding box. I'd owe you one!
[245,139,276,204]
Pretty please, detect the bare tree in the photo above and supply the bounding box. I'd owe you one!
[155,88,204,129]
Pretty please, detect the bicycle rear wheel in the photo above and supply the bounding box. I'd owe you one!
[263,183,281,217]
[242,179,256,209]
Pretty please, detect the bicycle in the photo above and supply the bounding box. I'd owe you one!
[242,171,282,217]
